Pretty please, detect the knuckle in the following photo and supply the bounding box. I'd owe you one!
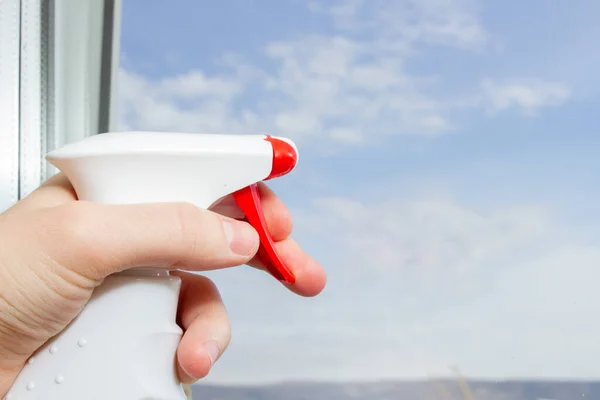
[173,202,203,234]
[172,202,220,255]
[173,202,202,251]
[192,275,223,305]
[51,202,96,243]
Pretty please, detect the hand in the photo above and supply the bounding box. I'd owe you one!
[0,173,326,395]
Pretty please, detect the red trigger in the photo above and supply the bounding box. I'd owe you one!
[233,184,295,284]
[231,135,298,284]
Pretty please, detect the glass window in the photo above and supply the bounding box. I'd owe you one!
[117,1,600,399]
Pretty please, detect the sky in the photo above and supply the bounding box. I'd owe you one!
[118,0,600,384]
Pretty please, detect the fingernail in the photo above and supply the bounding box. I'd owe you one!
[204,341,221,365]
[221,218,259,256]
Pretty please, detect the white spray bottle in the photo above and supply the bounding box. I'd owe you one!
[5,131,299,400]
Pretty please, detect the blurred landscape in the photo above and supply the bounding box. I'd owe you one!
[193,380,600,399]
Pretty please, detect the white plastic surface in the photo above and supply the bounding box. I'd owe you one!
[46,131,282,209]
[6,274,186,400]
[6,131,296,399]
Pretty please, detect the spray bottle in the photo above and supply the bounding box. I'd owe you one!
[5,131,299,400]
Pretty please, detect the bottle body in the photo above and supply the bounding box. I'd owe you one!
[5,273,186,400]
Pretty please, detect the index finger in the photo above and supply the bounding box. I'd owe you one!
[245,183,327,297]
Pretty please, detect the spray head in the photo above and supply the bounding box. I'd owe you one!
[46,131,299,283]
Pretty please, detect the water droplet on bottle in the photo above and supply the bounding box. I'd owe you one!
[49,345,58,354]
[78,338,87,347]
[26,382,35,391]
[55,375,64,384]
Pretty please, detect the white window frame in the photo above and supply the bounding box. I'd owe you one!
[0,0,122,212]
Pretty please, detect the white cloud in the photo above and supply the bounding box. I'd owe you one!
[310,0,488,50]
[329,127,365,144]
[481,78,572,115]
[113,0,586,383]
[116,0,493,147]
[157,71,242,100]
[295,196,553,299]
[118,68,249,133]
[201,194,600,383]
[118,0,573,149]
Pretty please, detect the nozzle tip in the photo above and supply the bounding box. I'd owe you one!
[264,136,298,180]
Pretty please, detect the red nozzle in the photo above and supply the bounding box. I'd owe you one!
[264,136,297,180]
[232,136,297,284]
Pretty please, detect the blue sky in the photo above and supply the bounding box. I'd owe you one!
[119,0,600,384]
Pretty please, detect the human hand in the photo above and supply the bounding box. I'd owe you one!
[0,173,326,395]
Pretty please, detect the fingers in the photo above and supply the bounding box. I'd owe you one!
[172,272,230,383]
[248,237,327,297]
[254,182,293,241]
[35,201,259,280]
[247,184,327,297]
[209,183,293,241]
[24,174,326,297]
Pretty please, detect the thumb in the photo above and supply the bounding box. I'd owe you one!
[34,201,260,280]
